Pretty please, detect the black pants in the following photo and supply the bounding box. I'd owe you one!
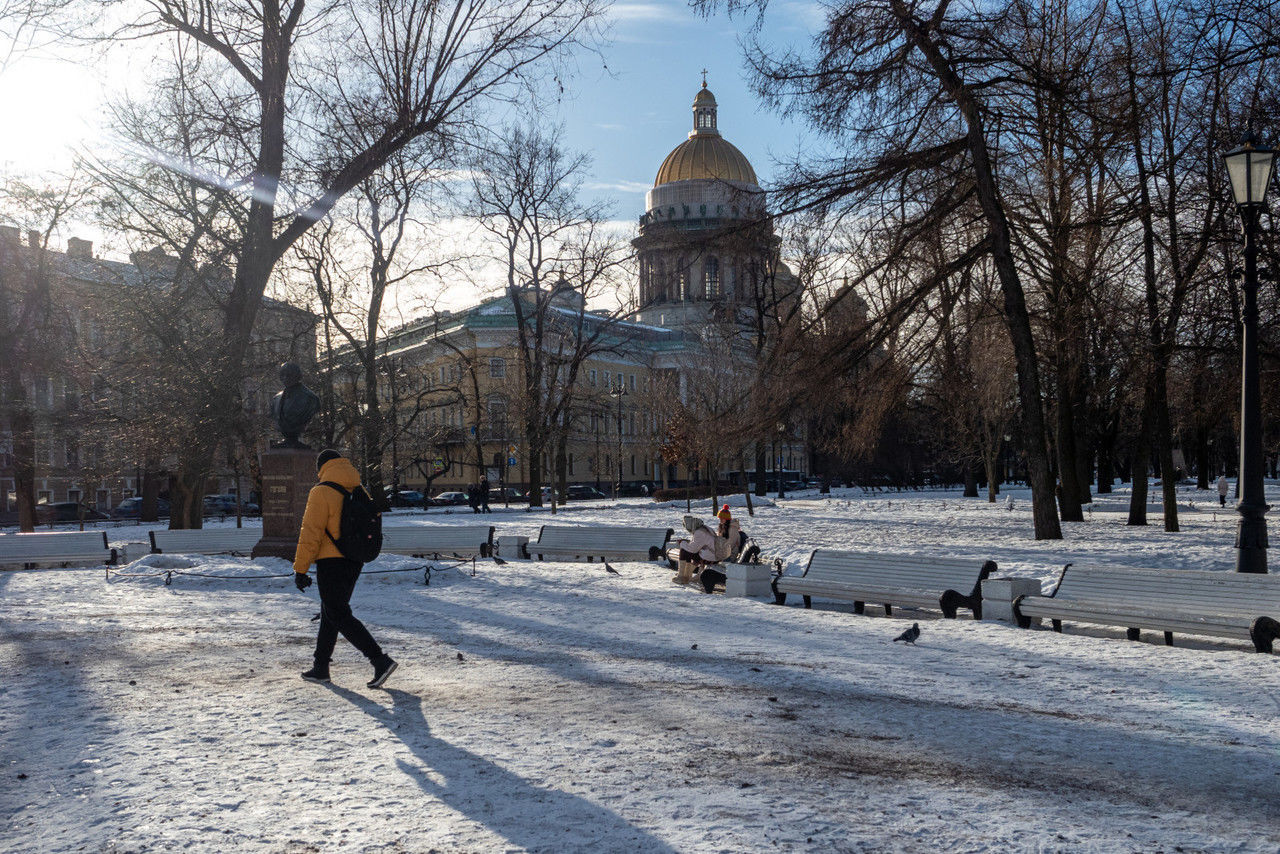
[314,557,383,665]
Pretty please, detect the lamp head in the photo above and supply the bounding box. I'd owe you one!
[1223,131,1276,208]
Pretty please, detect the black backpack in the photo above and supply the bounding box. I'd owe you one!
[321,482,383,563]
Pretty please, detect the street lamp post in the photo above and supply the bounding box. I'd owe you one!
[611,387,627,498]
[593,408,602,491]
[776,421,786,499]
[1222,131,1275,573]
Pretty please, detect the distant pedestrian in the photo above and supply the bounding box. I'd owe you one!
[1217,474,1230,507]
[466,482,481,513]
[478,476,491,513]
[293,449,396,688]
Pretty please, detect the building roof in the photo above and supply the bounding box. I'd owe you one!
[654,136,758,187]
[653,85,759,188]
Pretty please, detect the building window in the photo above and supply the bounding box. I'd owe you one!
[489,358,505,378]
[705,257,720,297]
[630,455,636,475]
[616,373,623,390]
[486,396,508,438]
[628,374,636,391]
[590,369,596,387]
[569,454,575,475]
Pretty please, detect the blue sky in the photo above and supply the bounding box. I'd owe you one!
[0,1,821,233]
[557,0,819,219]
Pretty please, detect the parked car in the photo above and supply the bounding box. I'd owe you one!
[112,497,171,519]
[387,490,425,507]
[615,481,654,497]
[431,491,470,506]
[488,487,525,503]
[36,501,110,523]
[203,494,260,516]
[567,484,608,501]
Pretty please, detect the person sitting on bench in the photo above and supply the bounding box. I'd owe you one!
[714,505,744,562]
[673,515,717,585]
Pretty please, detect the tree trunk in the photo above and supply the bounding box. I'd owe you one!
[1127,387,1154,525]
[891,1,1061,539]
[963,465,979,498]
[740,452,754,517]
[141,467,162,522]
[1055,360,1085,522]
[526,433,544,507]
[985,451,1000,503]
[12,405,36,533]
[1195,426,1210,490]
[1152,362,1179,532]
[1096,441,1114,494]
[754,447,767,496]
[555,432,568,500]
[169,463,207,530]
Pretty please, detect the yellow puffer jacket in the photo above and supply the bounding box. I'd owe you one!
[293,457,364,575]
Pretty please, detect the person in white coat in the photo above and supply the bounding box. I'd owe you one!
[673,516,717,584]
[1217,474,1230,507]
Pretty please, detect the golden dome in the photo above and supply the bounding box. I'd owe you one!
[654,136,759,186]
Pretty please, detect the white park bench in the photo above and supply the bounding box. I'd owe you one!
[773,550,997,619]
[150,528,260,556]
[380,525,494,559]
[1011,564,1280,653]
[530,525,673,562]
[0,531,119,569]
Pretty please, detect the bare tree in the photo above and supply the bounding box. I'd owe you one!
[0,174,91,531]
[467,124,627,507]
[53,0,605,519]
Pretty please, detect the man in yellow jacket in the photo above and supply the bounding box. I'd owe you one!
[294,449,397,688]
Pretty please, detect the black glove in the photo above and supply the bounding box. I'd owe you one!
[294,572,312,591]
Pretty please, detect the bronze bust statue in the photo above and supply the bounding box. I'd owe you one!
[270,362,320,449]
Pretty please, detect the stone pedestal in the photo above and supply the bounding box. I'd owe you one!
[725,562,774,598]
[496,536,529,559]
[252,448,317,560]
[980,577,1042,623]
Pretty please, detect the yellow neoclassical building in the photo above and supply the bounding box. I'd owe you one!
[337,83,807,498]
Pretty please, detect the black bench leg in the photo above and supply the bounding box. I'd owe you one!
[1011,596,1031,629]
[1250,617,1280,653]
[803,595,812,610]
[853,601,864,615]
[1164,631,1174,646]
[939,589,982,620]
[883,604,892,616]
[1051,619,1062,633]
[1126,627,1141,642]
[771,575,785,605]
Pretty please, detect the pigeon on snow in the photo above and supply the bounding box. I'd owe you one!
[491,554,507,565]
[893,623,921,644]
[604,562,620,575]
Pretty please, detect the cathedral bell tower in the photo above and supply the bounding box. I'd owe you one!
[632,78,782,329]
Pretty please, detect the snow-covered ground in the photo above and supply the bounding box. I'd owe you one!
[3,484,1279,852]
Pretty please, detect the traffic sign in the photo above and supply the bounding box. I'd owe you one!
[507,444,518,455]
[507,457,517,467]
[432,458,445,472]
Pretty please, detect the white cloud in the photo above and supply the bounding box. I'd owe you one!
[608,2,689,24]
[584,180,652,194]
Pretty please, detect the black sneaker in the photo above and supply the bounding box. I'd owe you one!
[301,665,330,683]
[367,655,397,689]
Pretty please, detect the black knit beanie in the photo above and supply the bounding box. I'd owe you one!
[316,449,341,472]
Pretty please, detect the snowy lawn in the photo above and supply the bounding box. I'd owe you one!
[3,485,1279,852]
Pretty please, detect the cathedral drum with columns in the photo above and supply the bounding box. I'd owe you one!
[632,79,792,329]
